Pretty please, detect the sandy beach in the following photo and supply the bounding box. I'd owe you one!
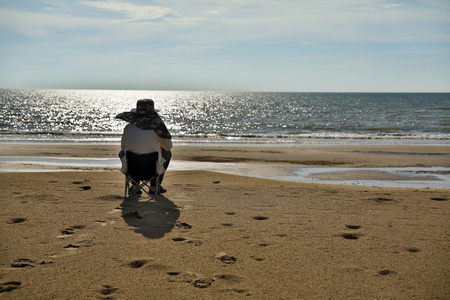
[0,143,449,299]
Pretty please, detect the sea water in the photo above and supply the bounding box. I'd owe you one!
[0,89,449,144]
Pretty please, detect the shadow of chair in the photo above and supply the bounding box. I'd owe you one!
[120,194,179,239]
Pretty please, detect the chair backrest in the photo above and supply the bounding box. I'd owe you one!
[126,151,158,181]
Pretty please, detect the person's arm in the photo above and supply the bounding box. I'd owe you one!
[121,125,129,151]
[160,138,172,151]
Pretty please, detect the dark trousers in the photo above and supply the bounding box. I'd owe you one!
[127,149,172,186]
[151,149,171,186]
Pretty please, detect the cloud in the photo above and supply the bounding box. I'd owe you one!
[0,8,101,38]
[173,45,221,53]
[380,3,405,8]
[300,41,335,49]
[1,0,449,91]
[2,0,449,44]
[80,1,170,22]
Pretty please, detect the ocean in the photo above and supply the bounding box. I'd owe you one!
[0,89,449,144]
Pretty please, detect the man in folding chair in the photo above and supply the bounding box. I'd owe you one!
[116,99,172,197]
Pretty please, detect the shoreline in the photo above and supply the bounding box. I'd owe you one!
[0,142,449,189]
[1,137,449,146]
[1,157,449,189]
[0,142,448,167]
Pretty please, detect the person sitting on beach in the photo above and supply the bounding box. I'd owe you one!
[116,99,172,194]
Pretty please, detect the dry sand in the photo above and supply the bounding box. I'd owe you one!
[0,143,449,299]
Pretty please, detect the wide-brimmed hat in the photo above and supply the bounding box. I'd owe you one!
[130,99,159,115]
[115,99,171,139]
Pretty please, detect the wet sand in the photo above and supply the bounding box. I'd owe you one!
[0,143,449,299]
[0,142,449,167]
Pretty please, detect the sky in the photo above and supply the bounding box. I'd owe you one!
[0,0,449,92]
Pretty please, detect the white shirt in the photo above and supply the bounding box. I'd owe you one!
[121,124,172,154]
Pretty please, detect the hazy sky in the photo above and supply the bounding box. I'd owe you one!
[1,0,449,92]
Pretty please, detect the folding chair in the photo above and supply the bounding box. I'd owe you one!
[124,151,161,199]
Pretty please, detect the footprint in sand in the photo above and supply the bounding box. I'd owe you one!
[126,259,168,271]
[64,244,81,249]
[345,224,361,230]
[71,225,85,229]
[370,197,393,203]
[406,247,420,253]
[341,225,361,239]
[128,260,149,269]
[192,278,215,288]
[225,212,236,215]
[378,269,395,275]
[231,288,250,295]
[58,225,85,238]
[94,220,107,227]
[216,274,241,282]
[430,197,448,201]
[171,237,202,245]
[175,222,192,229]
[252,216,268,221]
[98,285,118,296]
[71,180,91,190]
[61,228,75,235]
[250,256,265,261]
[187,239,202,246]
[11,258,35,268]
[0,281,21,293]
[215,274,242,283]
[7,218,27,224]
[145,263,168,271]
[341,233,360,240]
[216,253,237,264]
[169,272,216,289]
[214,275,250,296]
[167,271,180,276]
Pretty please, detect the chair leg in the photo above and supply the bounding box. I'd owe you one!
[124,177,129,198]
[128,177,142,197]
[156,175,160,196]
[153,177,159,200]
[124,175,160,200]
